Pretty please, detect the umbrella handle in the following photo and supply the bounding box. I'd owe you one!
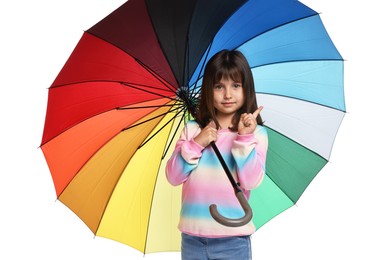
[208,141,253,227]
[209,190,253,227]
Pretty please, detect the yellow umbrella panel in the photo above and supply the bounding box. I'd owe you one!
[59,102,184,253]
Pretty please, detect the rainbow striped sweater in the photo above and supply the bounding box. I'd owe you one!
[166,120,268,237]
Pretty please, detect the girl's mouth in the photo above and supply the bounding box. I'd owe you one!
[222,102,235,106]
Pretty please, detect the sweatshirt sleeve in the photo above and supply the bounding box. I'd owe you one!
[166,121,204,186]
[231,126,268,190]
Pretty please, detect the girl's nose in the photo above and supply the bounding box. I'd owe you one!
[224,87,232,99]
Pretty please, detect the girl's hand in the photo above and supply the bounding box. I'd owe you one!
[238,106,263,135]
[194,121,218,147]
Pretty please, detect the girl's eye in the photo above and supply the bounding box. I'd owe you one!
[214,84,223,90]
[233,83,242,88]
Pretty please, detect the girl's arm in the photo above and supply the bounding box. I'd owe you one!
[231,126,268,190]
[166,122,204,186]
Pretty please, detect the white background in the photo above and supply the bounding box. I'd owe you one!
[1,0,389,259]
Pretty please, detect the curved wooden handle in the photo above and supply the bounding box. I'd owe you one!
[209,191,253,227]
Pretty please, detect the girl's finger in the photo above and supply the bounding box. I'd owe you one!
[252,106,263,118]
[208,120,217,129]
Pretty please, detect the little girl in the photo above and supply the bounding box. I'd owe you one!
[166,50,268,260]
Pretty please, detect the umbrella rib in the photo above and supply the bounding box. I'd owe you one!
[258,92,346,113]
[162,109,187,159]
[116,104,176,110]
[264,106,345,162]
[251,58,344,70]
[182,3,196,87]
[264,125,328,161]
[184,34,190,88]
[121,82,177,101]
[121,105,183,131]
[134,57,178,93]
[50,79,175,92]
[193,85,202,98]
[191,41,213,97]
[138,106,186,149]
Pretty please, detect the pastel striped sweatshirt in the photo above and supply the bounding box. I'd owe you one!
[166,120,268,237]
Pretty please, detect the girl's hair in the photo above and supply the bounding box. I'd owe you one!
[196,49,263,130]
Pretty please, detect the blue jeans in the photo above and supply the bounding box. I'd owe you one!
[181,233,252,260]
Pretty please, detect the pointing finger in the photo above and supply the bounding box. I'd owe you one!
[252,106,263,118]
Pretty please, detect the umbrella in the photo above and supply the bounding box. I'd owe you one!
[40,0,345,254]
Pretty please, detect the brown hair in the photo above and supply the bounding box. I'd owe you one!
[196,49,263,130]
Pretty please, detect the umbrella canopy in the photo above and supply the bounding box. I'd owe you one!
[41,0,345,254]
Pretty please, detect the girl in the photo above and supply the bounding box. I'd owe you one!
[166,50,268,260]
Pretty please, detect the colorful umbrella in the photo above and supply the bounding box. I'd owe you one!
[40,0,345,254]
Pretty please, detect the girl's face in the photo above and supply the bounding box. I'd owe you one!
[213,77,245,120]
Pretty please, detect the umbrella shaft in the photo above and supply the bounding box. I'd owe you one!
[210,141,241,193]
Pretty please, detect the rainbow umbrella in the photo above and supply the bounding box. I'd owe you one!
[40,0,345,254]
